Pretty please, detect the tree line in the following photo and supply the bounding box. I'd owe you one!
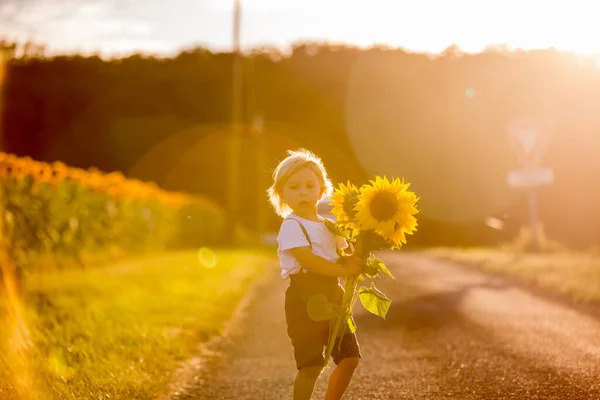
[2,41,599,249]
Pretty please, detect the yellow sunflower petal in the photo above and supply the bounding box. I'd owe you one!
[354,175,419,236]
[330,180,361,228]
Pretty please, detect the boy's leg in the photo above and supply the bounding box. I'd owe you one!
[326,327,362,400]
[324,357,360,400]
[294,366,322,400]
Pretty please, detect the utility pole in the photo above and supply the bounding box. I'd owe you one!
[253,115,267,238]
[227,0,243,244]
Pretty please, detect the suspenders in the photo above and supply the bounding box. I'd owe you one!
[286,217,314,275]
[286,217,312,248]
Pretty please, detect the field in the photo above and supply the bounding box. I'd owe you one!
[0,249,273,399]
[425,247,600,304]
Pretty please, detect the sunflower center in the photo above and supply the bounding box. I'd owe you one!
[369,191,399,222]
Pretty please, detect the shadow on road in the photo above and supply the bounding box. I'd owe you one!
[354,279,509,333]
[350,257,600,399]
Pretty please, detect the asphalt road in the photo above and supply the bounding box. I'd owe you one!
[175,252,600,400]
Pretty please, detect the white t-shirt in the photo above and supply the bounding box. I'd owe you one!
[276,213,349,279]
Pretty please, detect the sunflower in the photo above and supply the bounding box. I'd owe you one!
[329,181,361,229]
[0,161,13,178]
[49,162,71,184]
[35,163,54,183]
[383,213,418,249]
[354,176,419,237]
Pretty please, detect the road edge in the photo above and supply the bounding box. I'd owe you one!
[158,259,279,399]
[425,253,600,323]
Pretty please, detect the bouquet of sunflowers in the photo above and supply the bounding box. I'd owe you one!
[306,176,419,369]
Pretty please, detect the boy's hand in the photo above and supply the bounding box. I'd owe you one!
[341,254,363,276]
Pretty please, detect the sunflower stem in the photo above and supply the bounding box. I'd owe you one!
[322,274,359,370]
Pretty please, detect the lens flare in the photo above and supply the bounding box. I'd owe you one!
[197,247,217,268]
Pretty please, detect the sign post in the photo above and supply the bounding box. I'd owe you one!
[227,0,243,244]
[507,117,553,251]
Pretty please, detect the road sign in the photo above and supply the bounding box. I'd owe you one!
[507,166,554,252]
[507,167,554,188]
[517,128,539,154]
[507,117,554,252]
[507,117,552,167]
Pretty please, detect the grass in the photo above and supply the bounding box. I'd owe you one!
[0,248,275,399]
[424,247,600,304]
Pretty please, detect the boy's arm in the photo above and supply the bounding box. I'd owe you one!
[288,246,360,277]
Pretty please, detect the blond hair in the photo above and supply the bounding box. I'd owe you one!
[267,149,333,218]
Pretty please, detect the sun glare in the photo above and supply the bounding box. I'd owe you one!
[5,0,600,60]
[273,0,600,60]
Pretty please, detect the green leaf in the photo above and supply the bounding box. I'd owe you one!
[377,258,395,280]
[346,317,357,333]
[322,218,340,234]
[358,283,391,319]
[323,218,353,240]
[306,294,340,322]
[362,257,381,278]
[363,256,395,280]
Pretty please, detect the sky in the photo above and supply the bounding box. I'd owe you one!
[1,0,600,57]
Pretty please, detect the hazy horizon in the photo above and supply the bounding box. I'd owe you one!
[1,0,600,58]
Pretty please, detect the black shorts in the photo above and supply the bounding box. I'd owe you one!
[285,272,361,370]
